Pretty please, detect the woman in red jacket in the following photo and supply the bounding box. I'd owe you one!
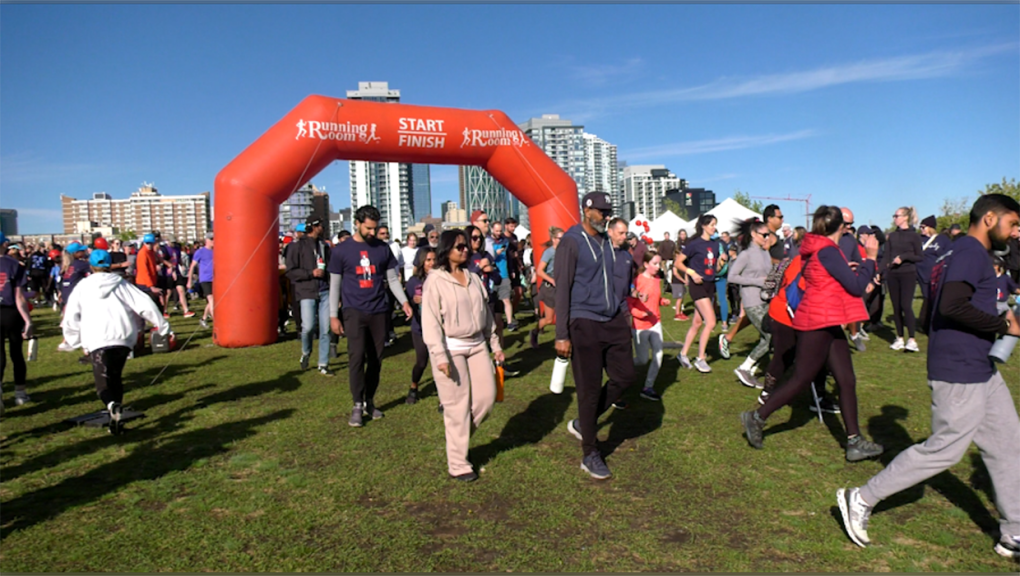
[741,206,885,462]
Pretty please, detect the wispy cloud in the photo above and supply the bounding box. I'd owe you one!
[569,58,645,87]
[0,153,115,185]
[624,130,816,160]
[560,43,1015,120]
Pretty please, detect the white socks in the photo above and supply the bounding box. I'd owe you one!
[739,358,756,372]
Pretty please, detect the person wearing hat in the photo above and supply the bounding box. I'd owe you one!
[0,231,35,409]
[948,222,964,239]
[61,249,169,435]
[133,233,163,308]
[59,242,92,313]
[917,215,952,331]
[285,215,334,376]
[187,232,215,328]
[555,191,636,480]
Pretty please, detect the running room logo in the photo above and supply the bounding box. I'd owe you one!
[398,117,446,149]
[356,251,375,289]
[295,120,380,144]
[460,127,530,148]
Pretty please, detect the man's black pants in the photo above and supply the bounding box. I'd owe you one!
[569,313,636,457]
[343,308,388,406]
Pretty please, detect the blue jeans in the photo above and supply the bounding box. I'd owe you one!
[300,290,331,368]
[715,276,729,325]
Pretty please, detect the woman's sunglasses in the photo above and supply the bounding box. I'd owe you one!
[455,243,469,251]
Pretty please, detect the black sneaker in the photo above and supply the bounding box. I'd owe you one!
[611,399,628,410]
[740,410,765,449]
[317,366,335,377]
[809,397,841,414]
[108,402,123,435]
[300,353,310,371]
[503,368,521,378]
[580,452,611,480]
[365,403,384,420]
[506,321,520,332]
[450,471,478,482]
[639,388,662,401]
[406,387,419,405]
[846,435,883,462]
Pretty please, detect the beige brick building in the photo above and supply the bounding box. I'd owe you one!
[61,183,211,242]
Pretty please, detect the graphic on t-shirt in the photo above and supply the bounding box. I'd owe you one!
[0,272,8,294]
[357,252,376,288]
[704,248,716,276]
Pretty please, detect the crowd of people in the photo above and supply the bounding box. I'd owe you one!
[2,191,1020,558]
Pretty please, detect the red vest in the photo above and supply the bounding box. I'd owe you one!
[792,234,869,331]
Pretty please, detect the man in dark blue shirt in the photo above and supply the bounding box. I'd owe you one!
[554,192,635,481]
[838,194,1020,558]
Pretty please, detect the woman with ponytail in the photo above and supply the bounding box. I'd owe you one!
[882,206,923,352]
[675,215,726,373]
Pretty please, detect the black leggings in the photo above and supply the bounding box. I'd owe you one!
[411,331,429,384]
[758,326,861,436]
[886,273,917,338]
[765,320,827,397]
[1,307,26,386]
[91,346,131,407]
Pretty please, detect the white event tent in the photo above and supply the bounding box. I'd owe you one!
[649,210,688,242]
[676,198,763,236]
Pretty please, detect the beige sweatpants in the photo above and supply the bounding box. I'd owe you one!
[432,342,496,476]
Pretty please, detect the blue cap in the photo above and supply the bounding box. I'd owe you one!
[66,242,86,254]
[143,233,156,244]
[0,232,7,244]
[90,249,112,268]
[295,223,307,233]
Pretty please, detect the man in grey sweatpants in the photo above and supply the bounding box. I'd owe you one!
[837,193,1020,559]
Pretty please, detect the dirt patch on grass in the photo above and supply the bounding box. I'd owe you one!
[661,528,692,545]
[139,499,167,513]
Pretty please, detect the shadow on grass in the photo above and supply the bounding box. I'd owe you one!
[0,409,294,540]
[865,404,999,540]
[470,387,575,469]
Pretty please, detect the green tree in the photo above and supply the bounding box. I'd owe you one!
[979,177,1019,202]
[663,197,684,218]
[732,189,764,213]
[116,229,137,242]
[935,178,1019,233]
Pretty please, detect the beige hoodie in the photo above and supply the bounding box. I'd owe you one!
[421,267,501,366]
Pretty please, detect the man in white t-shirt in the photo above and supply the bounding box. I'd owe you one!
[400,233,419,282]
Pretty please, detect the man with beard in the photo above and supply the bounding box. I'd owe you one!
[838,194,1020,558]
[555,192,635,480]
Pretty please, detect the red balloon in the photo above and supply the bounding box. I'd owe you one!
[643,223,650,232]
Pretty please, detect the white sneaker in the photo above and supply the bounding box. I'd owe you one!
[14,391,32,406]
[890,337,905,351]
[57,341,76,352]
[678,354,693,370]
[858,328,870,342]
[837,487,873,547]
[693,357,712,374]
[904,339,919,353]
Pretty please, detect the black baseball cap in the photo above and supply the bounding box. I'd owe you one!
[949,223,962,231]
[581,192,612,211]
[305,216,323,228]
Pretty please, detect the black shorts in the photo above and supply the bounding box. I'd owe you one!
[174,274,187,288]
[201,282,213,298]
[157,276,171,291]
[538,283,556,309]
[688,279,716,302]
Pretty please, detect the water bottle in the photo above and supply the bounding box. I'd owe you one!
[27,337,38,362]
[494,361,505,402]
[990,335,1018,364]
[550,356,569,394]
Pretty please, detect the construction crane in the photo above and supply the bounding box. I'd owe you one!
[751,194,812,228]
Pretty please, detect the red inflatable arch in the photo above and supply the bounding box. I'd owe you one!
[213,95,579,348]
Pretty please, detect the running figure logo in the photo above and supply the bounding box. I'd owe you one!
[360,124,381,144]
[295,119,307,140]
[461,127,471,147]
[356,252,375,289]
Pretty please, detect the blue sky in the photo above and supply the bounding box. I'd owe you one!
[2,4,1018,233]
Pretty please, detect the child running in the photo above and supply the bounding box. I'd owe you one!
[627,250,670,401]
[60,249,170,434]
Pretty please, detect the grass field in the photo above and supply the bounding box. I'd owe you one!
[1,294,1018,572]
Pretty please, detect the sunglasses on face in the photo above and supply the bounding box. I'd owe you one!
[478,219,489,223]
[471,236,483,241]
[455,243,469,251]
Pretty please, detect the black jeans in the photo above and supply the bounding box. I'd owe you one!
[1,307,26,386]
[90,346,131,407]
[411,330,429,384]
[886,273,917,338]
[343,308,388,406]
[569,313,636,457]
[758,326,861,437]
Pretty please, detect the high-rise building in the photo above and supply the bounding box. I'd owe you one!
[0,209,18,235]
[582,132,620,210]
[622,165,685,221]
[346,81,429,239]
[61,183,210,242]
[666,186,716,221]
[312,190,330,225]
[458,165,526,228]
[280,183,316,235]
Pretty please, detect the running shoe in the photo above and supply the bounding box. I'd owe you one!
[809,396,841,414]
[890,337,905,351]
[108,401,123,435]
[567,418,583,441]
[904,339,919,353]
[858,327,871,341]
[852,333,867,352]
[611,399,628,410]
[183,311,196,318]
[734,368,759,388]
[299,353,310,371]
[640,387,662,401]
[836,487,872,547]
[674,312,689,321]
[406,387,419,405]
[740,410,764,449]
[994,534,1020,559]
[14,391,32,406]
[365,403,384,420]
[349,403,364,427]
[678,354,693,369]
[845,435,884,462]
[450,471,478,482]
[199,318,209,329]
[693,357,712,373]
[57,341,76,352]
[506,321,520,332]
[718,334,731,359]
[317,366,335,377]
[529,328,539,349]
[581,452,612,480]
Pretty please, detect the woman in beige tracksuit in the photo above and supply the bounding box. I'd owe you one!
[422,230,505,482]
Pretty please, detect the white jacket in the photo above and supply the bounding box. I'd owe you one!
[61,272,169,352]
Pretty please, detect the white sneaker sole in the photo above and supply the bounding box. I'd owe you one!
[734,369,757,388]
[580,462,611,480]
[567,420,583,441]
[994,541,1019,559]
[836,488,869,548]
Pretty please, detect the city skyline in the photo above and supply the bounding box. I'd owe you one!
[1,4,1017,234]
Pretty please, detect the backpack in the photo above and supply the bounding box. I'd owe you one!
[785,271,806,317]
[761,258,793,301]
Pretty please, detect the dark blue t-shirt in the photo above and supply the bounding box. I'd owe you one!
[405,275,424,334]
[997,274,1018,303]
[327,238,397,315]
[0,255,27,307]
[28,252,48,272]
[60,259,91,303]
[682,237,718,282]
[927,236,999,384]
